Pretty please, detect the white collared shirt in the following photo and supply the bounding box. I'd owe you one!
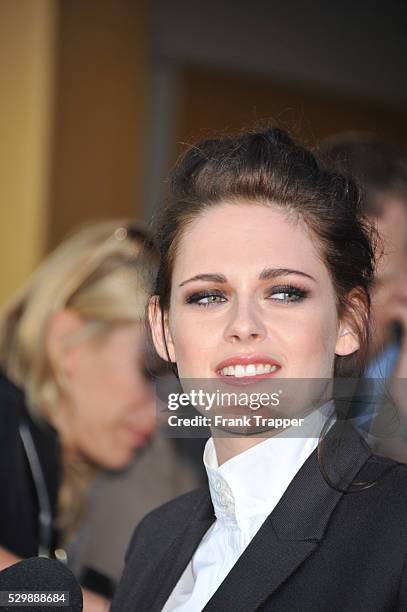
[162,407,332,612]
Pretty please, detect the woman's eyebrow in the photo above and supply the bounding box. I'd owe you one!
[179,268,316,287]
[259,267,316,282]
[179,273,226,287]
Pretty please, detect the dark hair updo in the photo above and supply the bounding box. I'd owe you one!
[153,127,376,377]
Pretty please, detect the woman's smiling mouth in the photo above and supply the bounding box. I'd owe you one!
[215,354,282,382]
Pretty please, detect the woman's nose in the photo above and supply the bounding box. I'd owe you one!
[223,302,267,343]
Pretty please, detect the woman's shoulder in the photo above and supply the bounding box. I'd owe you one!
[362,451,407,482]
[125,486,211,562]
[0,369,60,507]
[347,451,407,528]
[135,486,209,531]
[0,371,26,438]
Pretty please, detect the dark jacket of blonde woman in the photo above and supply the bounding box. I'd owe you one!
[0,371,60,558]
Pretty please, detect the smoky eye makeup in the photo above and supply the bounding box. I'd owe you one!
[183,282,311,308]
[265,284,310,303]
[185,288,227,307]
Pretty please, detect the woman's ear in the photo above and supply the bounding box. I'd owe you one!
[335,323,360,356]
[148,296,176,363]
[46,308,85,375]
[335,288,367,357]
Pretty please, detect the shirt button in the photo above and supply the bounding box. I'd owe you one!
[219,493,231,507]
[214,479,222,492]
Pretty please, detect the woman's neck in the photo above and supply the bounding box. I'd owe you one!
[211,403,333,466]
[212,434,268,466]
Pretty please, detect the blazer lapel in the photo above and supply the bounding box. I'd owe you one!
[204,422,371,612]
[153,516,215,611]
[203,517,317,612]
[131,489,215,612]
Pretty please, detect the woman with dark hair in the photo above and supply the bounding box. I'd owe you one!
[112,128,407,611]
[319,134,407,442]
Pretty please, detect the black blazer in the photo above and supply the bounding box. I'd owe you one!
[112,423,407,611]
[0,372,60,557]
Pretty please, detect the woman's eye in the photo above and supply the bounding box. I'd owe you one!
[186,291,226,307]
[272,292,298,302]
[267,286,307,303]
[196,295,224,306]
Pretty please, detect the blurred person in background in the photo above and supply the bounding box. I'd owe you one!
[319,135,407,376]
[74,417,205,589]
[319,135,407,444]
[0,220,158,610]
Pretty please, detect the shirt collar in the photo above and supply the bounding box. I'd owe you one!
[204,404,334,528]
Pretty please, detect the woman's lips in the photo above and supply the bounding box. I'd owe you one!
[214,354,282,384]
[127,428,153,448]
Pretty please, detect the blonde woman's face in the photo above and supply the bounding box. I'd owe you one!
[57,322,156,469]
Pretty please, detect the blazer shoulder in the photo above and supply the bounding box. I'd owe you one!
[125,486,210,563]
[141,486,209,530]
[364,452,407,481]
[360,452,407,514]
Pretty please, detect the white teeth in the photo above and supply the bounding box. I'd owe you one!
[235,365,245,377]
[246,364,256,376]
[220,363,279,377]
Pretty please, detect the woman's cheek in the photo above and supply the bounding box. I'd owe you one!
[172,317,215,377]
[287,324,333,378]
[171,335,199,377]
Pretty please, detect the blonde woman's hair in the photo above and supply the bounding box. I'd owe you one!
[0,219,158,541]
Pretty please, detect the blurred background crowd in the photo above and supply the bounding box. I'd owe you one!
[0,1,407,610]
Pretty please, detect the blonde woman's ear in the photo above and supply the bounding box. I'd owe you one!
[45,309,84,374]
[148,296,176,363]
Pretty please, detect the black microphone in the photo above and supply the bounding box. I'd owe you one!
[0,557,83,611]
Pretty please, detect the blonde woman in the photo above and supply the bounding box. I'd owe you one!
[0,220,158,609]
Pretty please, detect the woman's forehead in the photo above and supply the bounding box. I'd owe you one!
[173,202,325,282]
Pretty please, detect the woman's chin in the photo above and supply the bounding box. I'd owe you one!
[83,445,134,471]
[99,452,134,471]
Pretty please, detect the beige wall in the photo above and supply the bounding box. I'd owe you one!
[49,0,148,248]
[0,0,56,304]
[0,0,148,303]
[176,67,407,158]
